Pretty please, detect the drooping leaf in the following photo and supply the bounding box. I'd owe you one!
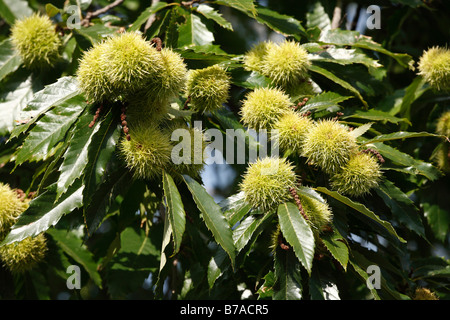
[219,191,251,226]
[56,108,101,200]
[47,228,102,288]
[375,180,425,238]
[0,39,22,82]
[309,64,368,108]
[321,228,349,271]
[162,171,186,255]
[277,202,315,274]
[82,109,121,211]
[183,175,236,268]
[14,95,86,165]
[349,259,380,300]
[207,246,229,289]
[158,204,172,275]
[315,187,406,243]
[350,250,410,300]
[233,212,273,252]
[371,142,441,181]
[411,256,450,280]
[84,168,131,236]
[1,181,84,246]
[273,246,303,300]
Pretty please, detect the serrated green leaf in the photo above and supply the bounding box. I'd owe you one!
[399,76,428,121]
[306,1,331,31]
[163,171,186,255]
[10,76,80,140]
[343,109,410,125]
[219,191,251,226]
[84,168,131,235]
[273,246,303,300]
[108,226,160,299]
[47,228,102,288]
[252,6,307,39]
[196,4,233,31]
[0,70,35,136]
[183,175,236,268]
[14,95,86,165]
[299,91,352,113]
[318,29,413,69]
[371,142,441,181]
[233,212,273,252]
[308,46,382,69]
[0,39,22,82]
[0,0,32,25]
[0,181,84,246]
[56,109,101,200]
[296,186,328,204]
[277,202,315,274]
[350,250,410,300]
[83,109,121,210]
[129,1,171,32]
[230,69,272,89]
[350,122,373,139]
[309,268,340,300]
[72,24,116,48]
[349,259,380,300]
[309,64,368,108]
[321,229,349,271]
[257,270,275,299]
[315,187,406,243]
[419,184,450,243]
[82,121,122,235]
[158,205,172,275]
[207,246,228,288]
[375,180,425,238]
[178,45,235,64]
[215,0,256,15]
[178,12,214,48]
[362,131,442,145]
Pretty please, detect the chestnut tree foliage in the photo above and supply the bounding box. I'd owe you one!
[0,0,449,300]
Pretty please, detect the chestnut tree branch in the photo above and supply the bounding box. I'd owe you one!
[331,0,343,29]
[81,0,125,27]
